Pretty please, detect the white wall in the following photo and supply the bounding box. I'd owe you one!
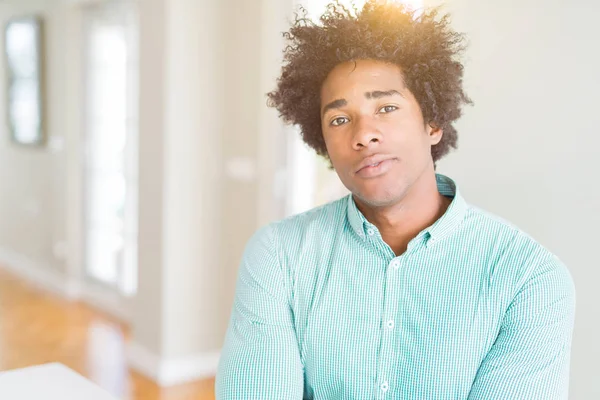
[218,0,265,332]
[131,0,295,384]
[0,0,68,274]
[431,0,600,398]
[134,0,167,358]
[133,0,225,366]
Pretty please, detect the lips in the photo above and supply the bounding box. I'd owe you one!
[366,161,382,168]
[356,154,395,173]
[355,155,397,178]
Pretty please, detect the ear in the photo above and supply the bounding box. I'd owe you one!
[427,122,443,145]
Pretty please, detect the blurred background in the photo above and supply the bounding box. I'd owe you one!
[0,0,597,399]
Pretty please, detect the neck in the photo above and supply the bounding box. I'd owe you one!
[354,171,452,255]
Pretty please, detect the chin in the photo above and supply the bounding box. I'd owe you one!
[348,174,402,205]
[353,187,404,208]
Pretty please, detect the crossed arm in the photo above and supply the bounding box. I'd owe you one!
[216,227,576,400]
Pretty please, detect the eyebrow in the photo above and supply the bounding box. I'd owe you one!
[321,99,348,115]
[321,89,404,115]
[365,89,403,99]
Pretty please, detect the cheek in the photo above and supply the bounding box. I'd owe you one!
[390,122,430,151]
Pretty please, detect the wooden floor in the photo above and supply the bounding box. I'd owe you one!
[0,267,215,400]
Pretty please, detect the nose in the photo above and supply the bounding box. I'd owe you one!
[352,116,382,150]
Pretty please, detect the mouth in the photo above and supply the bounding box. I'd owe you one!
[365,161,383,168]
[355,157,397,178]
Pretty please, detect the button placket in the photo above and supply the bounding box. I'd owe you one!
[377,257,401,398]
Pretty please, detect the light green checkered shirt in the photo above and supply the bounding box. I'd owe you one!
[216,174,575,399]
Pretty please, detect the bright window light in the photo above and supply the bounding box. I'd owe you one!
[304,0,424,21]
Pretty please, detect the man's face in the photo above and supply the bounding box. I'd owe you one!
[320,59,442,207]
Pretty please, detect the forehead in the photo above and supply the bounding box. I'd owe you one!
[320,59,405,101]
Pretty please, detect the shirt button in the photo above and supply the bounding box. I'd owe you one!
[391,260,400,270]
[387,320,395,329]
[381,381,389,392]
[367,228,375,236]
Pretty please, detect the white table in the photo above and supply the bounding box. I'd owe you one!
[0,363,118,400]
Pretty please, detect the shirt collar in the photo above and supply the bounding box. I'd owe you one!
[346,173,468,244]
[347,191,369,239]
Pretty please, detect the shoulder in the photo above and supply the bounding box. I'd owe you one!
[266,196,349,241]
[463,205,574,296]
[245,196,349,253]
[465,204,554,258]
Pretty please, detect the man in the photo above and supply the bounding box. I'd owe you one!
[216,2,575,399]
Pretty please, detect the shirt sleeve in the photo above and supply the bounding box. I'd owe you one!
[467,256,576,400]
[215,224,304,400]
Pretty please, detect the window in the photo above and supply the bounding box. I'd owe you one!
[83,1,138,296]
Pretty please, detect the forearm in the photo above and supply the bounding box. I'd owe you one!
[216,317,304,400]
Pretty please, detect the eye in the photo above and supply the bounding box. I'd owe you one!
[330,116,349,126]
[379,105,398,114]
